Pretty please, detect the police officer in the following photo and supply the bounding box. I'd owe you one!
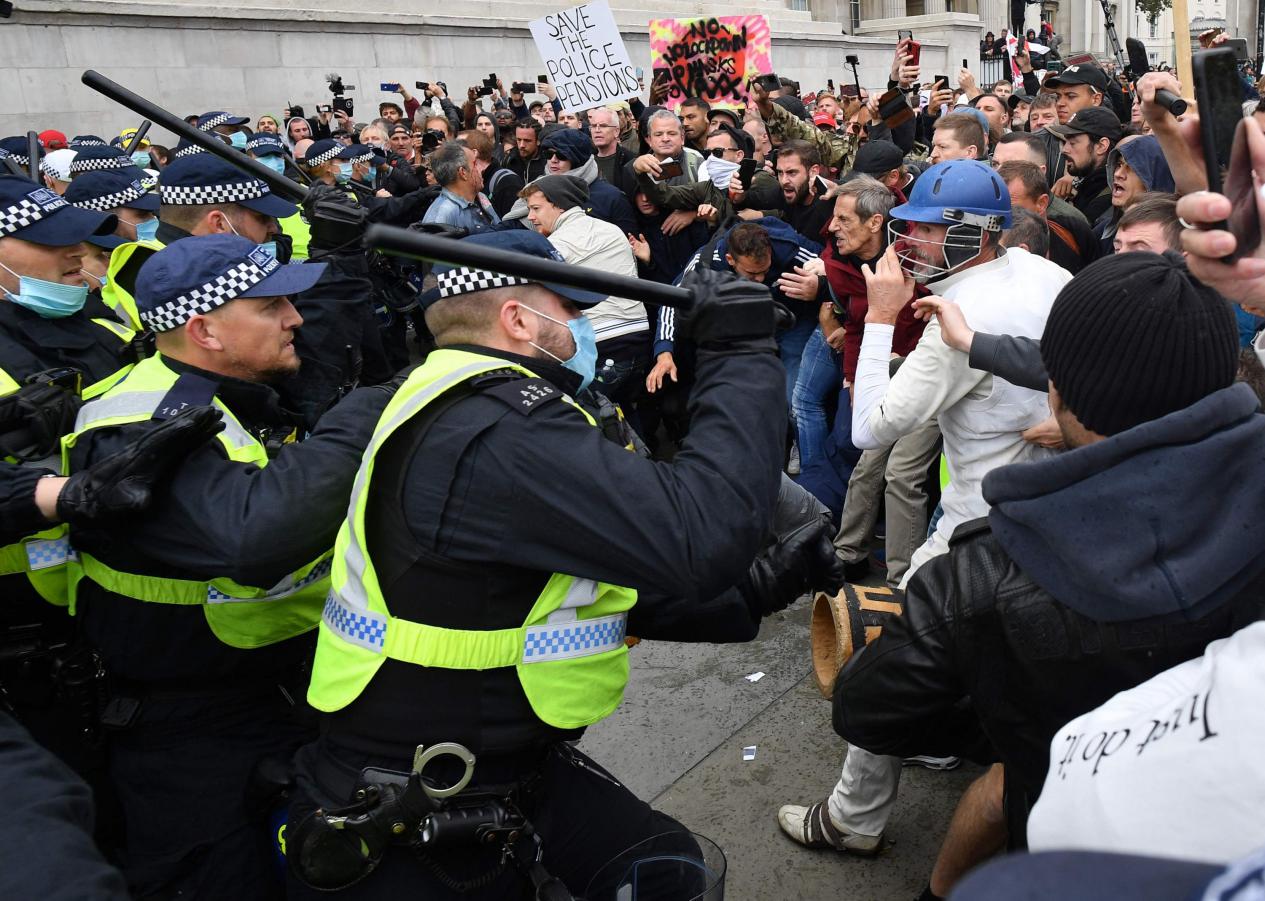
[246,132,311,260]
[61,234,394,899]
[173,110,252,158]
[286,230,840,898]
[65,144,135,179]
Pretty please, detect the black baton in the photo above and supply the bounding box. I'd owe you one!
[123,120,152,156]
[81,70,309,203]
[366,224,695,309]
[26,131,39,181]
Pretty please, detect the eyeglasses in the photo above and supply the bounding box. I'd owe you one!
[543,149,566,160]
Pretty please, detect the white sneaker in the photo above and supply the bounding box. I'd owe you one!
[776,801,884,856]
[901,755,961,771]
[787,442,801,476]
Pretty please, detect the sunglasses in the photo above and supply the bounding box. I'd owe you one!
[707,146,737,157]
[543,149,566,160]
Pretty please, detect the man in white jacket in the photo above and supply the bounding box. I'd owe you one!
[521,175,650,410]
[780,160,1072,873]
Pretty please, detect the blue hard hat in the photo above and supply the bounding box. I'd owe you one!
[65,169,159,213]
[245,133,287,157]
[422,231,607,310]
[890,159,1012,231]
[136,234,326,332]
[158,153,298,219]
[0,175,117,246]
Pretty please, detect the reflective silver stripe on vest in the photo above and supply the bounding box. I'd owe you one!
[208,559,333,604]
[322,591,627,663]
[523,612,627,662]
[75,390,256,450]
[335,362,499,633]
[27,535,74,571]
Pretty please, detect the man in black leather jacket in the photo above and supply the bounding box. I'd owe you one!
[832,253,1265,898]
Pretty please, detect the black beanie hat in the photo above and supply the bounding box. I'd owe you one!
[1040,251,1239,436]
[531,174,590,211]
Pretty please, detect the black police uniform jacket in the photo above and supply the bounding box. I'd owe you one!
[323,344,787,765]
[832,384,1265,843]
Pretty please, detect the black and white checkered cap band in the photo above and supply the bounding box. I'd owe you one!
[141,255,278,332]
[245,138,281,153]
[69,155,131,174]
[160,178,270,206]
[347,151,375,165]
[5,153,30,166]
[173,145,205,159]
[436,267,528,299]
[0,193,67,238]
[305,145,341,167]
[71,182,153,212]
[199,114,232,131]
[72,139,107,147]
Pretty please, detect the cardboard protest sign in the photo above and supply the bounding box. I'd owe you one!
[648,15,773,111]
[529,1,640,113]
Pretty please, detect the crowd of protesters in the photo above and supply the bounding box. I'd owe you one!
[3,23,1265,901]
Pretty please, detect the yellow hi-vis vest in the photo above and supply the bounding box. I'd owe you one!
[59,355,330,648]
[308,348,638,730]
[102,239,165,331]
[0,316,141,605]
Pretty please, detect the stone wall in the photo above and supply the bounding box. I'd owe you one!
[1,0,979,142]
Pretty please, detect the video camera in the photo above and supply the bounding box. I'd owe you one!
[421,128,446,153]
[326,72,356,117]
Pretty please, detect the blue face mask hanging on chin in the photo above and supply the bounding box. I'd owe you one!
[0,261,89,319]
[524,305,597,392]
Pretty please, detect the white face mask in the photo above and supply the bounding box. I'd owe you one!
[698,156,741,190]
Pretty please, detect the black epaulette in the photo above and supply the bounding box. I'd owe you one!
[947,516,992,547]
[473,370,565,416]
[152,371,218,421]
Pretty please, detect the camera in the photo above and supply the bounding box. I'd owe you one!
[327,72,355,116]
[511,81,536,94]
[845,54,860,66]
[421,129,446,152]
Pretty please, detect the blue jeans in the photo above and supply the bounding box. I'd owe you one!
[792,326,841,470]
[797,382,863,521]
[776,317,818,413]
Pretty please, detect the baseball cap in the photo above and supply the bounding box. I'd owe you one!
[39,130,69,151]
[707,107,742,128]
[117,127,151,149]
[852,140,904,177]
[0,175,118,246]
[301,139,344,167]
[337,143,388,166]
[197,111,251,131]
[1007,92,1035,110]
[65,169,160,213]
[244,133,287,157]
[813,110,836,129]
[39,148,77,183]
[1042,64,1110,92]
[1046,107,1123,142]
[158,154,299,219]
[135,234,327,332]
[421,231,607,310]
[67,145,135,177]
[0,136,39,168]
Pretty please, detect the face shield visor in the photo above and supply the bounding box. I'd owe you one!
[887,208,1005,284]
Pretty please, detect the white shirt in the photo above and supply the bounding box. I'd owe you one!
[1028,622,1265,865]
[851,248,1071,551]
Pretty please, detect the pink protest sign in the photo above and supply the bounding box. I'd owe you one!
[648,15,772,111]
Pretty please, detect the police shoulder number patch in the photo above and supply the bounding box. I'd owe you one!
[482,377,563,416]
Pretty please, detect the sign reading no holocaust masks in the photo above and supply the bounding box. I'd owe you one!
[529,1,640,113]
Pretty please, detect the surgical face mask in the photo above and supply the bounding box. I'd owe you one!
[128,216,160,243]
[228,131,248,149]
[80,266,109,290]
[258,155,287,175]
[523,305,597,392]
[258,241,278,261]
[131,150,152,169]
[359,166,375,188]
[336,161,354,184]
[0,260,89,319]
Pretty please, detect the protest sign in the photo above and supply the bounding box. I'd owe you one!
[529,1,640,113]
[648,15,773,112]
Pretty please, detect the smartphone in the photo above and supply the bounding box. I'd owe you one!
[814,174,832,196]
[1226,38,1250,61]
[757,73,781,92]
[1223,119,1262,263]
[538,74,549,84]
[476,86,494,97]
[511,81,536,94]
[317,104,332,114]
[380,82,400,92]
[907,40,922,67]
[739,157,758,190]
[658,158,684,179]
[827,78,835,90]
[1193,47,1242,194]
[635,66,644,80]
[962,57,969,69]
[416,81,430,92]
[332,96,353,116]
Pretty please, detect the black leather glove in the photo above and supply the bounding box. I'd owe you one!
[739,518,845,618]
[56,406,224,525]
[0,376,83,462]
[675,264,781,351]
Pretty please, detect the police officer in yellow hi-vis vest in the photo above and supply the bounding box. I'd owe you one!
[62,233,394,900]
[286,230,844,899]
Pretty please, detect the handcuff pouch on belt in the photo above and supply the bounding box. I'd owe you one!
[289,742,563,894]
